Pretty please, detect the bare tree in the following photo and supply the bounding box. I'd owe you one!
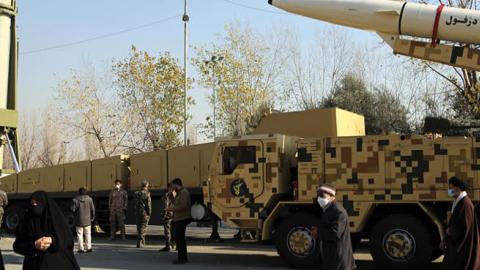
[18,110,40,169]
[55,66,127,159]
[278,26,354,110]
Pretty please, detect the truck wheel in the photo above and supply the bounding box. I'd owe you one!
[275,213,321,269]
[4,204,25,234]
[370,214,434,270]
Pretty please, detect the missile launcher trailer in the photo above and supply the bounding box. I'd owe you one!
[2,143,215,234]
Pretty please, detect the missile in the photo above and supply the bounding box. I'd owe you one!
[269,0,480,71]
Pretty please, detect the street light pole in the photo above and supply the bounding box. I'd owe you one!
[212,69,216,139]
[183,0,189,146]
[204,55,223,140]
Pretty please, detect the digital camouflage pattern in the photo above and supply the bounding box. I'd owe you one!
[134,189,151,246]
[298,134,479,233]
[204,134,297,234]
[134,189,152,217]
[205,133,480,239]
[162,191,174,248]
[393,39,480,72]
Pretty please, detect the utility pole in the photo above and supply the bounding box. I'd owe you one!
[183,0,189,146]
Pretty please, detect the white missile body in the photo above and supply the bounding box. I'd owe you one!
[269,0,480,45]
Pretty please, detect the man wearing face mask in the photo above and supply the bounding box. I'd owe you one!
[311,185,356,270]
[441,177,480,270]
[109,179,128,241]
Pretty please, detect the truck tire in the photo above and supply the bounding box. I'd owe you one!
[4,204,26,234]
[370,214,434,270]
[275,213,321,269]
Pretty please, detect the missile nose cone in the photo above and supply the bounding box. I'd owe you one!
[268,0,273,5]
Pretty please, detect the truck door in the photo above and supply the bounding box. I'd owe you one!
[210,140,265,209]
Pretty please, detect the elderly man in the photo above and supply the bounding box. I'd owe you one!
[311,185,356,270]
[441,177,480,270]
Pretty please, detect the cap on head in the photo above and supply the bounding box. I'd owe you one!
[142,180,149,188]
[317,184,336,196]
[449,176,467,191]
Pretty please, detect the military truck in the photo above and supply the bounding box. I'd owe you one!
[1,108,360,235]
[203,112,480,269]
[1,143,215,234]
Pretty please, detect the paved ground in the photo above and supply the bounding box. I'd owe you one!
[1,225,443,270]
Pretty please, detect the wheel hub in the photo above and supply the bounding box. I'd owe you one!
[287,226,315,257]
[383,229,416,262]
[6,213,19,230]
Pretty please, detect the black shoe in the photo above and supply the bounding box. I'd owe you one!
[159,246,170,252]
[172,260,187,264]
[78,250,86,253]
[86,249,93,253]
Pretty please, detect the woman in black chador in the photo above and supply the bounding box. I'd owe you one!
[13,191,80,270]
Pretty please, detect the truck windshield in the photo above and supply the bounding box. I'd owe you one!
[222,146,256,175]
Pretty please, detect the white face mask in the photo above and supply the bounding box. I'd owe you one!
[317,197,330,208]
[447,189,456,197]
[115,184,121,190]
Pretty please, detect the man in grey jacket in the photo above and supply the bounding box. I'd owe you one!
[72,187,95,253]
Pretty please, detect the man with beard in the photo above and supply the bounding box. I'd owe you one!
[442,177,480,270]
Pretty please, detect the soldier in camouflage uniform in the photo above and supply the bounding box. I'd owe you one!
[0,185,7,234]
[108,179,128,240]
[134,180,151,248]
[159,182,175,252]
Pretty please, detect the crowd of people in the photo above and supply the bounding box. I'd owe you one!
[0,176,478,269]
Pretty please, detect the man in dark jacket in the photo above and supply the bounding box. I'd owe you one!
[166,178,191,264]
[71,187,95,253]
[312,185,356,270]
[442,177,480,270]
[109,179,128,240]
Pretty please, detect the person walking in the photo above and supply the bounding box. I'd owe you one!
[13,191,80,270]
[159,182,176,252]
[166,178,191,264]
[134,180,151,248]
[109,179,128,240]
[441,176,480,270]
[71,187,95,253]
[311,185,356,270]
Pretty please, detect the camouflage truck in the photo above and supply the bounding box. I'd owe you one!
[203,121,480,269]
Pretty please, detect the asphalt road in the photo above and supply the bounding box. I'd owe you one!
[1,225,443,270]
